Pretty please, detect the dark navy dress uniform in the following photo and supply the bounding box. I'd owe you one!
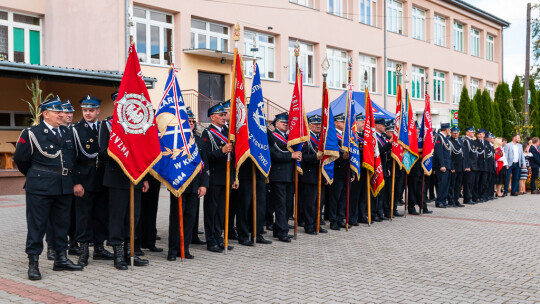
[462,128,478,205]
[329,124,349,229]
[433,125,453,207]
[448,127,468,207]
[474,131,488,202]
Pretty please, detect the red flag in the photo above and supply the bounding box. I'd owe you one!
[229,52,250,183]
[362,89,385,196]
[108,43,161,184]
[391,85,404,168]
[421,93,434,175]
[405,90,419,157]
[287,69,309,151]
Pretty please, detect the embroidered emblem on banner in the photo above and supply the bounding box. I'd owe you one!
[116,93,154,135]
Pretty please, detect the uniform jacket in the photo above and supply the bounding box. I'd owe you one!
[334,129,348,180]
[448,137,468,172]
[72,118,105,192]
[300,131,320,185]
[13,121,75,196]
[463,136,479,171]
[475,139,487,172]
[375,132,392,176]
[268,129,294,183]
[183,134,210,193]
[485,142,496,173]
[529,145,540,169]
[433,132,453,170]
[200,124,232,186]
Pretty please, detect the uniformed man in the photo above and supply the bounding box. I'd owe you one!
[374,117,391,221]
[300,114,328,234]
[384,120,403,217]
[349,113,367,224]
[448,127,467,207]
[220,100,239,241]
[475,129,487,202]
[485,133,497,200]
[433,123,453,208]
[462,127,478,205]
[200,103,234,253]
[328,113,350,230]
[408,122,432,215]
[168,107,210,260]
[72,95,114,266]
[99,92,150,270]
[14,96,83,280]
[268,112,300,242]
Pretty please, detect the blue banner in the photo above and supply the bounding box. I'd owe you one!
[247,64,271,177]
[322,106,339,184]
[151,68,202,197]
[343,89,361,179]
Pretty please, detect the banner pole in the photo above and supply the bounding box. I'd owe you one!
[252,163,257,245]
[345,56,352,232]
[178,196,185,261]
[367,176,371,226]
[293,41,299,241]
[316,165,322,234]
[390,160,396,221]
[404,175,408,218]
[420,174,424,215]
[129,182,134,270]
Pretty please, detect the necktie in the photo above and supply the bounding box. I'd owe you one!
[52,127,62,144]
[92,123,98,135]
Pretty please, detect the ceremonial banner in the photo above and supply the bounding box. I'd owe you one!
[362,88,384,196]
[398,91,419,173]
[319,86,339,184]
[229,52,250,182]
[247,63,271,177]
[343,83,360,179]
[108,43,161,184]
[419,93,434,175]
[151,68,202,197]
[391,85,404,168]
[287,69,309,174]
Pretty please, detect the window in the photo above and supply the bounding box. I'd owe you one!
[386,60,402,96]
[486,82,495,99]
[0,111,32,129]
[412,7,426,41]
[190,18,229,52]
[244,31,275,80]
[471,28,480,57]
[433,71,445,102]
[386,0,403,34]
[411,66,425,99]
[0,10,41,64]
[326,48,348,89]
[360,0,377,26]
[486,35,494,61]
[290,0,314,8]
[328,0,345,17]
[453,22,463,52]
[470,78,480,98]
[289,40,314,85]
[434,15,446,47]
[133,7,173,65]
[359,55,377,93]
[453,75,463,105]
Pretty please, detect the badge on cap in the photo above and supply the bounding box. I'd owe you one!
[89,139,94,143]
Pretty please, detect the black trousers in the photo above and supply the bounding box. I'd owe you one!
[349,176,362,224]
[193,199,201,238]
[302,183,318,232]
[26,193,71,255]
[228,188,238,233]
[475,171,488,200]
[394,170,406,209]
[168,192,198,256]
[531,167,539,191]
[75,189,108,243]
[140,178,160,248]
[328,178,347,224]
[45,195,76,248]
[435,169,450,206]
[236,178,267,240]
[408,175,422,210]
[270,182,291,237]
[463,171,475,203]
[486,171,496,198]
[383,175,393,216]
[265,185,273,226]
[203,185,225,247]
[449,171,463,204]
[108,187,142,246]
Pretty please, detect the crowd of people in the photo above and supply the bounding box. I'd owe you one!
[12,93,540,281]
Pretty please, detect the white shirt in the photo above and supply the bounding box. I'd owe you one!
[211,123,223,133]
[43,121,61,137]
[512,143,519,163]
[86,120,98,130]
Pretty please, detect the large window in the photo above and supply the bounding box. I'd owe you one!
[244,31,275,80]
[471,28,480,57]
[487,82,495,99]
[453,75,463,105]
[290,0,314,8]
[0,111,32,129]
[190,18,229,52]
[470,78,480,98]
[386,0,403,34]
[326,48,347,89]
[359,55,377,93]
[433,71,445,102]
[386,60,402,96]
[289,40,314,85]
[328,0,345,17]
[434,15,446,47]
[453,22,463,52]
[0,10,41,64]
[486,35,494,61]
[360,0,377,26]
[134,7,173,65]
[412,7,426,41]
[411,66,425,100]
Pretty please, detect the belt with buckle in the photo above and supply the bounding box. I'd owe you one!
[32,164,73,176]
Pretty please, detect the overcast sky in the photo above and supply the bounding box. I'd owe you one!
[467,0,538,83]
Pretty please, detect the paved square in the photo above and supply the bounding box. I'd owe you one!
[0,188,539,303]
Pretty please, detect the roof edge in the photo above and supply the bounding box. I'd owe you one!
[443,0,510,28]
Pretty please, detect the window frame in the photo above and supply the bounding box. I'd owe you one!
[0,9,42,64]
[412,7,426,41]
[453,75,463,105]
[328,0,345,17]
[386,60,402,96]
[433,15,446,47]
[470,78,480,98]
[243,30,276,80]
[190,18,229,53]
[486,34,494,61]
[411,66,426,100]
[326,47,348,90]
[433,70,446,103]
[0,110,33,130]
[453,22,463,52]
[289,0,314,8]
[288,40,315,85]
[359,0,377,27]
[133,7,174,66]
[386,0,403,35]
[471,28,480,57]
[359,54,377,93]
[486,82,495,99]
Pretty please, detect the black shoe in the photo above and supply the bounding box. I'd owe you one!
[256,236,272,244]
[238,239,254,246]
[278,236,291,242]
[145,245,163,252]
[207,245,223,253]
[379,215,390,221]
[372,216,383,222]
[191,237,206,245]
[408,209,420,215]
[78,242,89,267]
[53,251,84,271]
[267,223,274,231]
[320,220,326,225]
[463,201,475,205]
[288,224,294,229]
[298,221,305,227]
[350,222,360,226]
[219,243,234,251]
[423,208,433,214]
[167,253,176,261]
[156,235,162,240]
[113,245,128,270]
[67,241,81,256]
[447,203,456,208]
[359,217,369,224]
[93,243,114,260]
[27,255,41,280]
[435,204,446,208]
[305,230,317,235]
[338,222,347,228]
[319,227,328,233]
[455,202,465,207]
[185,253,195,259]
[229,229,239,240]
[46,247,55,261]
[134,246,145,256]
[330,223,340,230]
[393,211,403,217]
[124,243,149,266]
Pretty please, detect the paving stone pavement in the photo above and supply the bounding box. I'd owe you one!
[0,188,539,303]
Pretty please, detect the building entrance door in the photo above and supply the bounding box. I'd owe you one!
[198,72,224,123]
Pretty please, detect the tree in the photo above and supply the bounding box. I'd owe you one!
[478,89,494,132]
[511,76,524,113]
[492,102,503,137]
[470,90,482,130]
[495,82,514,140]
[458,87,472,134]
[528,78,539,137]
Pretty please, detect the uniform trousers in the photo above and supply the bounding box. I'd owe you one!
[475,171,488,200]
[349,176,362,224]
[463,171,475,203]
[270,182,292,237]
[383,175,393,216]
[203,185,226,247]
[75,190,108,243]
[302,183,318,232]
[46,196,76,248]
[407,175,422,210]
[235,178,267,240]
[435,169,450,206]
[328,178,347,225]
[449,171,463,204]
[140,178,160,248]
[168,192,198,256]
[108,187,141,246]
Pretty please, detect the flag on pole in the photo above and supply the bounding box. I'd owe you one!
[391,85,404,168]
[229,52,250,183]
[362,88,385,196]
[419,93,434,175]
[287,69,309,174]
[343,83,360,179]
[108,43,161,184]
[151,68,202,197]
[247,63,271,177]
[318,86,339,184]
[398,90,419,173]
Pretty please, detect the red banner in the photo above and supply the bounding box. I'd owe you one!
[287,70,309,151]
[229,52,250,183]
[362,88,384,196]
[108,43,161,184]
[391,85,404,168]
[421,93,434,175]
